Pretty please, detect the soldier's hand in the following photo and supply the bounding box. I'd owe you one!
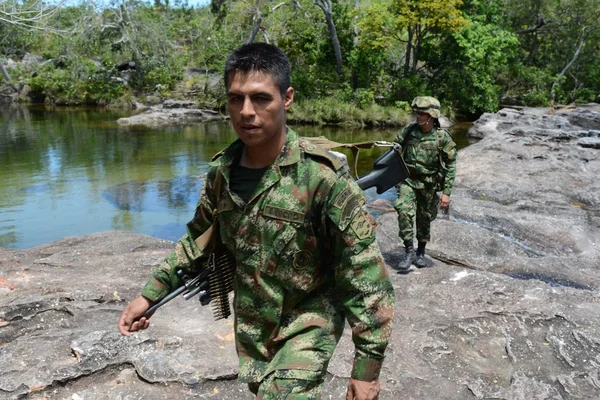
[346,378,380,400]
[118,296,154,336]
[440,194,450,210]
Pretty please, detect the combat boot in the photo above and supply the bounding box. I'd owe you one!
[397,240,416,270]
[414,241,428,268]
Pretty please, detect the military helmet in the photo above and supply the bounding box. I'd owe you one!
[411,96,441,119]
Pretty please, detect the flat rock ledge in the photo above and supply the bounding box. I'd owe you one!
[1,107,600,399]
[117,100,228,127]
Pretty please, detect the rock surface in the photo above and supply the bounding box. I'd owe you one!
[1,108,600,399]
[116,100,228,127]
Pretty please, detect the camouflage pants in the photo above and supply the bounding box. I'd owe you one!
[248,372,324,399]
[393,182,439,242]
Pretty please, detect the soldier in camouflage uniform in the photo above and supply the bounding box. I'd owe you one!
[393,96,457,270]
[119,43,395,400]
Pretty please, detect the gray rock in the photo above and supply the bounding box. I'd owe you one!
[2,58,17,70]
[117,102,228,127]
[1,107,600,399]
[162,99,196,109]
[21,53,44,71]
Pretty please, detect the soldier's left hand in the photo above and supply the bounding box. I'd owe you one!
[346,378,380,400]
[440,194,450,210]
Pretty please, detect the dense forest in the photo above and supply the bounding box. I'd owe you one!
[0,0,598,120]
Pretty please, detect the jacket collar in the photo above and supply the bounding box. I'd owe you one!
[209,127,301,169]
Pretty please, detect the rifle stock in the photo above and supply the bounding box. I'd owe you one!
[356,144,409,194]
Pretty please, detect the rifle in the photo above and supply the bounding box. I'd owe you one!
[144,250,236,320]
[143,140,408,321]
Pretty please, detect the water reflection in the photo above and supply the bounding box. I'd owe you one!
[103,176,204,212]
[0,105,473,249]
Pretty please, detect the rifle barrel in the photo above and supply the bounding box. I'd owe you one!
[144,285,188,317]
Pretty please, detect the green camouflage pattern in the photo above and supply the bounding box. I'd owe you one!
[394,182,439,242]
[411,96,442,119]
[141,129,395,383]
[393,123,457,242]
[394,123,457,195]
[255,371,323,399]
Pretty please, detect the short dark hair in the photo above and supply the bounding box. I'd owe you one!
[224,43,291,97]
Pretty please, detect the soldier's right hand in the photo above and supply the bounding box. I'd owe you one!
[118,296,154,336]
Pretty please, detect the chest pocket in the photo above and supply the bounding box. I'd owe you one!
[409,140,439,170]
[262,209,324,293]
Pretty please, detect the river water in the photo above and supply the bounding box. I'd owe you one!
[0,105,473,249]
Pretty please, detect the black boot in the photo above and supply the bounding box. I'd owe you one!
[397,240,416,270]
[414,241,428,268]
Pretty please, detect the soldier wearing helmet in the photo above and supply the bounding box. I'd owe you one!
[392,96,457,270]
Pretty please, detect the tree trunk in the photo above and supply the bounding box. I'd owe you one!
[314,0,343,76]
[550,27,587,108]
[247,8,263,44]
[0,64,19,92]
[404,27,413,76]
[351,0,359,90]
[324,13,343,76]
[412,25,422,72]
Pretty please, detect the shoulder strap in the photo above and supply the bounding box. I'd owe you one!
[400,123,418,157]
[194,169,223,252]
[302,136,391,179]
[436,129,447,170]
[303,142,346,171]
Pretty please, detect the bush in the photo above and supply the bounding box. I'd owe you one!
[288,96,410,127]
[132,56,185,92]
[27,58,126,105]
[573,88,596,104]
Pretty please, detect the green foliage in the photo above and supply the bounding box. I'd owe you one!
[289,97,411,127]
[326,84,376,108]
[502,64,553,106]
[394,101,411,112]
[390,0,468,32]
[277,3,340,100]
[132,56,185,92]
[1,0,598,116]
[390,73,428,104]
[424,16,519,115]
[500,0,600,106]
[27,58,126,104]
[573,88,596,104]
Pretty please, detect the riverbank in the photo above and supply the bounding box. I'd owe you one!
[1,61,441,129]
[113,97,417,128]
[1,106,599,399]
[114,97,459,128]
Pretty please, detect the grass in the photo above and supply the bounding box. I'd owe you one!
[288,97,412,128]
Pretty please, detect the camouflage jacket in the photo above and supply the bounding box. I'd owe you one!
[394,123,457,195]
[141,129,395,383]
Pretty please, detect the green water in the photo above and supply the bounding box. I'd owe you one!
[0,105,473,249]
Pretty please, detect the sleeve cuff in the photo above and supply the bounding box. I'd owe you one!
[351,356,383,381]
[443,189,451,196]
[140,277,170,302]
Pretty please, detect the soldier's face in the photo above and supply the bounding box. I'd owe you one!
[413,111,433,132]
[226,71,294,150]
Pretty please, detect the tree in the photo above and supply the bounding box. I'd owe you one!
[501,0,600,105]
[0,0,64,31]
[313,0,343,76]
[390,0,467,76]
[0,0,66,92]
[550,26,589,107]
[426,16,519,115]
